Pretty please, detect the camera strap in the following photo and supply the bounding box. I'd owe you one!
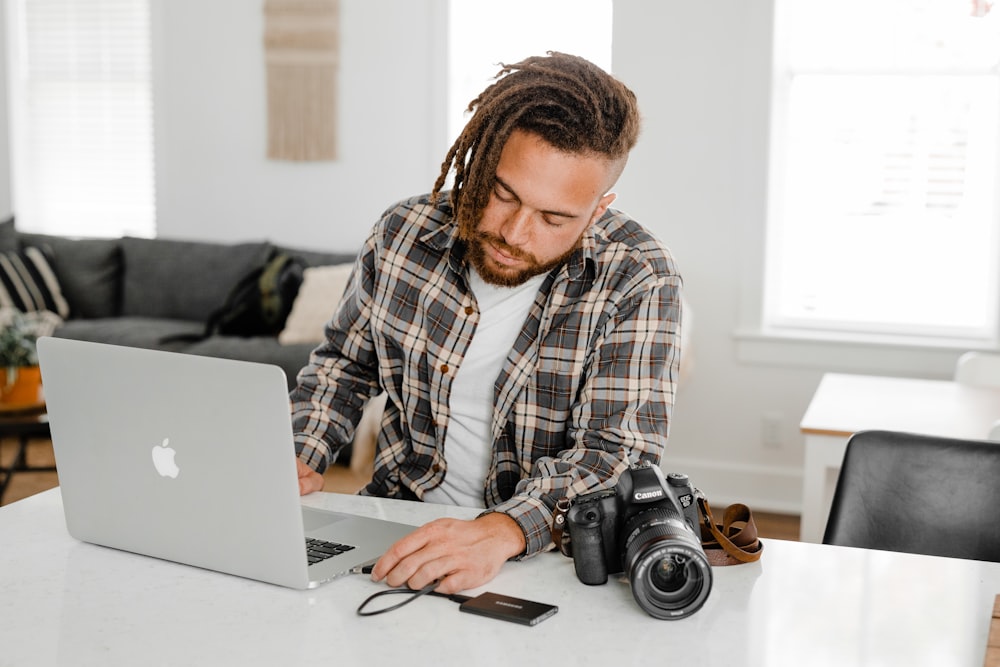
[696,496,764,566]
[551,497,573,557]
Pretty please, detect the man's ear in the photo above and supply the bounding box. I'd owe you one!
[590,192,618,223]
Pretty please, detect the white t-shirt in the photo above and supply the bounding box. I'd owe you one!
[423,269,546,507]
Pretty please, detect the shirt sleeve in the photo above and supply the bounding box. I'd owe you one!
[289,234,381,473]
[484,274,683,557]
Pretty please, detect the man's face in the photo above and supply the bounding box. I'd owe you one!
[466,129,620,287]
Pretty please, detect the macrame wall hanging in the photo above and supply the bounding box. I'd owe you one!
[263,0,339,161]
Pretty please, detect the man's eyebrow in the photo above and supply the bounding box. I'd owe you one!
[494,177,581,219]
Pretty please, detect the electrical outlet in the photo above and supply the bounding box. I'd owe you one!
[761,413,783,450]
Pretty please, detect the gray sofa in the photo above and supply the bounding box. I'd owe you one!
[0,217,359,457]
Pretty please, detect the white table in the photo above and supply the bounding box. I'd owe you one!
[3,488,1000,666]
[799,372,1000,543]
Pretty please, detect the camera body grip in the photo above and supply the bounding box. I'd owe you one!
[565,489,617,585]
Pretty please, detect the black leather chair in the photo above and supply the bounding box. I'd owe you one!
[822,429,1000,562]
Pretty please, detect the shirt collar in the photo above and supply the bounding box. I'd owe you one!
[419,210,465,277]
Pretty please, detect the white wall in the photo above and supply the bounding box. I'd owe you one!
[151,0,448,252]
[0,0,968,513]
[611,1,964,511]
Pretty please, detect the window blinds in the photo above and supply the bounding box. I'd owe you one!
[766,0,1000,341]
[7,0,155,238]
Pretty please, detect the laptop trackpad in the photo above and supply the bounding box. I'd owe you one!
[302,507,350,532]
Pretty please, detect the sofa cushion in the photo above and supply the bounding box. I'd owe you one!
[183,336,316,390]
[278,263,353,345]
[0,247,71,318]
[18,233,122,319]
[54,317,205,352]
[120,237,271,322]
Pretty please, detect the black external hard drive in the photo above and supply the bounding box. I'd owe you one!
[459,592,559,626]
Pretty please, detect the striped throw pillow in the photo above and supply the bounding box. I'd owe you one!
[0,247,70,318]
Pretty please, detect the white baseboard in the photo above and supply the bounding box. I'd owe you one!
[661,457,803,515]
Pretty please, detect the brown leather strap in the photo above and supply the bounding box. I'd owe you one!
[697,496,764,566]
[551,497,573,557]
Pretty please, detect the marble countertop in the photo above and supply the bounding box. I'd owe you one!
[3,488,999,666]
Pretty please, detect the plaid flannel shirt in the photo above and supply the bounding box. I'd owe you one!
[291,193,682,557]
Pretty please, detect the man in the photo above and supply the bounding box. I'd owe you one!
[291,52,682,595]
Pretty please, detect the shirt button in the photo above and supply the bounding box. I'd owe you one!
[440,364,449,374]
[465,306,475,315]
[432,464,443,473]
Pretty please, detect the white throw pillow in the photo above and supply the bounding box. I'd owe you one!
[278,263,354,345]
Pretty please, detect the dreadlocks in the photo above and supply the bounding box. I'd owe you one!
[432,52,641,239]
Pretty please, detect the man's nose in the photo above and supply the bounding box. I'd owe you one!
[500,207,532,246]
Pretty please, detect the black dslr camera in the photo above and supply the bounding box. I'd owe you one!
[561,462,712,619]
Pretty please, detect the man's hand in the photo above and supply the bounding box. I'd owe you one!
[297,459,325,495]
[370,512,526,594]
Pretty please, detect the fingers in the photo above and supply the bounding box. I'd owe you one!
[370,517,517,594]
[370,521,442,588]
[296,459,325,495]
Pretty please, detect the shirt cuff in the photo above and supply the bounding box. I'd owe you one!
[482,494,555,559]
[294,435,332,474]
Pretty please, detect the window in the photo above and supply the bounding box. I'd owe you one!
[765,0,1000,346]
[447,0,612,145]
[6,0,156,238]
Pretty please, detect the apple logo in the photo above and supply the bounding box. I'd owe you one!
[151,438,180,479]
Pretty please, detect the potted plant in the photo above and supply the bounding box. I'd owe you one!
[0,310,49,406]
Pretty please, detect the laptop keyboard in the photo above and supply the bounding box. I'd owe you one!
[305,537,357,566]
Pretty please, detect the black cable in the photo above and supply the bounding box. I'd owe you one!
[356,580,440,616]
[353,567,471,616]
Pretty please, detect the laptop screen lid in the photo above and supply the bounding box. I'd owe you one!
[37,337,413,589]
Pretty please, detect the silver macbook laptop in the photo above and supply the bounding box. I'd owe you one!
[37,336,415,589]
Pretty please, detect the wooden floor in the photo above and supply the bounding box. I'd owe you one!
[1,437,802,541]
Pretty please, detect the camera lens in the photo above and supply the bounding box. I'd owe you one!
[623,507,712,620]
[651,553,689,592]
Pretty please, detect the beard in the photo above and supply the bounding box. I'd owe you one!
[466,229,580,287]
